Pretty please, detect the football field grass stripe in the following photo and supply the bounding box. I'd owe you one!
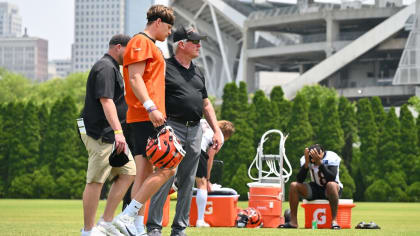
[0,200,419,235]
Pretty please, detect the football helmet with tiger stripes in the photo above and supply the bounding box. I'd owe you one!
[236,207,263,228]
[146,125,185,169]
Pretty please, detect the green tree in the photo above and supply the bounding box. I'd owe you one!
[356,98,378,200]
[8,173,34,198]
[252,90,279,150]
[378,108,407,201]
[220,119,255,194]
[338,97,357,173]
[0,69,34,103]
[20,101,41,174]
[371,97,386,134]
[55,169,86,199]
[365,179,392,202]
[43,96,86,179]
[407,182,420,202]
[41,100,62,169]
[270,86,291,131]
[378,107,400,174]
[53,96,86,177]
[417,115,420,152]
[30,72,89,109]
[308,97,322,143]
[0,106,4,196]
[221,83,240,122]
[339,164,355,199]
[9,166,57,198]
[32,166,57,198]
[385,171,408,202]
[4,102,25,192]
[296,85,337,105]
[319,97,344,154]
[220,119,254,174]
[408,96,420,113]
[238,82,249,119]
[285,94,313,174]
[38,104,50,162]
[399,104,418,184]
[230,164,250,200]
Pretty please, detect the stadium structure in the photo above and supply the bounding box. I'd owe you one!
[168,0,293,97]
[170,0,419,106]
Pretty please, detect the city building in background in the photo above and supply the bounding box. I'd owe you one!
[72,0,125,72]
[125,0,153,37]
[48,59,71,79]
[0,2,21,37]
[0,32,48,82]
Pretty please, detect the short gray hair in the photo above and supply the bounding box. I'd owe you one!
[173,39,187,54]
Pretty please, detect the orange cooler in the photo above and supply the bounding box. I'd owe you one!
[143,195,171,226]
[190,194,239,227]
[247,182,284,228]
[301,199,355,229]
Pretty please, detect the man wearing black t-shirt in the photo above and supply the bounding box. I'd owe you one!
[79,34,136,236]
[145,26,222,236]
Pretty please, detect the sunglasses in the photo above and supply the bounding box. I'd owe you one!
[187,39,200,44]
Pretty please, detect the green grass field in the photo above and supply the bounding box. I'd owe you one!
[0,199,419,235]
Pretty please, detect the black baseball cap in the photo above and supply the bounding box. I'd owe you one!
[109,143,130,167]
[109,34,131,47]
[172,25,207,43]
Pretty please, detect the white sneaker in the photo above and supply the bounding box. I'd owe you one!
[91,226,107,236]
[196,220,210,228]
[97,220,124,236]
[135,226,147,236]
[112,214,137,236]
[81,228,92,236]
[81,227,106,236]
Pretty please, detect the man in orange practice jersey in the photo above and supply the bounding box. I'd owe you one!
[111,5,175,236]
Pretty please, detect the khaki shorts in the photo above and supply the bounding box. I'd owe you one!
[81,133,136,184]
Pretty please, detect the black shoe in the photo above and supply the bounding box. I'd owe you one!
[148,228,162,236]
[170,230,187,236]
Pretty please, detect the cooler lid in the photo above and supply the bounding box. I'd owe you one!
[247,182,282,188]
[302,199,353,204]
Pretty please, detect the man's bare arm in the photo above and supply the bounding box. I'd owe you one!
[100,98,126,153]
[203,98,222,152]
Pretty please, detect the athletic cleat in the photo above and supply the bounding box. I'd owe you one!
[90,226,107,236]
[112,214,138,236]
[97,220,124,236]
[196,220,210,228]
[147,228,162,236]
[135,225,147,236]
[81,228,93,236]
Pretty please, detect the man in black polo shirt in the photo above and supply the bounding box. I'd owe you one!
[79,34,136,236]
[146,26,222,236]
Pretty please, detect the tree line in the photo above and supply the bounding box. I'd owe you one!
[0,69,88,198]
[219,82,420,202]
[0,69,419,201]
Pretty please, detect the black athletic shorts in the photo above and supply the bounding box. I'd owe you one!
[196,150,208,178]
[304,182,342,200]
[128,121,158,157]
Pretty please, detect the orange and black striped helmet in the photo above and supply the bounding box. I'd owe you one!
[236,207,263,228]
[146,126,185,169]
